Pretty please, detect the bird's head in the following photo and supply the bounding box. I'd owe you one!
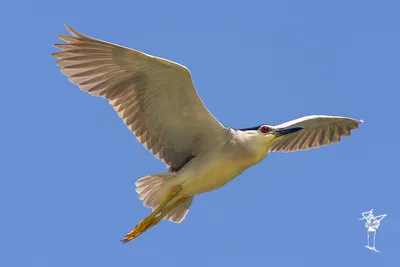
[240,124,304,146]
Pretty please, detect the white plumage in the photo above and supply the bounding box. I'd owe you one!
[52,25,362,242]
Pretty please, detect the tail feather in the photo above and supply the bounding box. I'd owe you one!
[163,196,194,223]
[135,173,194,223]
[135,173,175,208]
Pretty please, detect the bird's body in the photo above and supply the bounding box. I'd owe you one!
[135,127,273,224]
[167,128,270,197]
[52,25,363,242]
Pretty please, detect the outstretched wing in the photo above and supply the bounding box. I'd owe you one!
[52,25,226,171]
[270,115,362,152]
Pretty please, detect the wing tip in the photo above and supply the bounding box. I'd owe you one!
[64,24,84,38]
[65,24,75,34]
[353,118,363,129]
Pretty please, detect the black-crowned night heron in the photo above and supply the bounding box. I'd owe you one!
[52,25,362,243]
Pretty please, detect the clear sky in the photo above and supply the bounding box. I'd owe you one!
[2,0,400,266]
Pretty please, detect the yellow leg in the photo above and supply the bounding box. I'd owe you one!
[143,196,189,230]
[121,184,182,243]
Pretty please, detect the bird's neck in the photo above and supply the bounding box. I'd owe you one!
[248,134,274,158]
[230,130,273,164]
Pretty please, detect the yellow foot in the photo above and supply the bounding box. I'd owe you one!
[121,184,185,243]
[121,219,151,243]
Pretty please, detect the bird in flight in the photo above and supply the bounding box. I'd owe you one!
[52,25,362,243]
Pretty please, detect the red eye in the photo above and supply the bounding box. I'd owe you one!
[260,126,269,133]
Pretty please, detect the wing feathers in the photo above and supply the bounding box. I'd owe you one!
[52,25,225,171]
[270,116,362,152]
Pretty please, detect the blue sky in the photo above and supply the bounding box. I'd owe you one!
[2,0,400,266]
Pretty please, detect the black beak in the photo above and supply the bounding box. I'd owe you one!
[274,126,304,136]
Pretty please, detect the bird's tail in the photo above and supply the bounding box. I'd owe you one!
[135,173,193,223]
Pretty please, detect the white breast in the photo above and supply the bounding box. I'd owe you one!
[178,135,270,197]
[178,157,247,196]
